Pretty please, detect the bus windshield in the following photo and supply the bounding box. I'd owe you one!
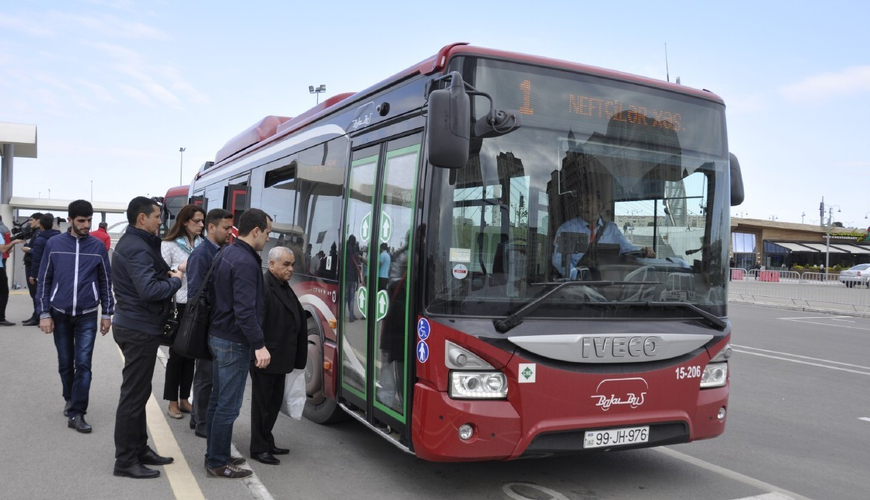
[425,58,730,321]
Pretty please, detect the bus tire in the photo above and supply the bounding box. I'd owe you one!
[303,320,348,425]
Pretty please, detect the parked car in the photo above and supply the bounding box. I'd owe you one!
[838,264,870,288]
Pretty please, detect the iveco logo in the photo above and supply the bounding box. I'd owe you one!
[507,333,713,364]
[581,336,660,359]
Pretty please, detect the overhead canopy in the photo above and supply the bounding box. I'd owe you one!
[770,242,818,253]
[832,244,870,254]
[0,122,38,158]
[801,242,847,253]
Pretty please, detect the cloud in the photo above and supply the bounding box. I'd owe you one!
[0,15,55,37]
[781,66,870,102]
[119,84,153,107]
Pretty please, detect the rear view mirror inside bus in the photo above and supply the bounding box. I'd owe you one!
[427,71,470,169]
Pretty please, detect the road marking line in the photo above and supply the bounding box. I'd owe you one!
[859,417,870,423]
[776,317,870,332]
[731,493,795,500]
[776,316,852,320]
[732,349,870,376]
[732,345,870,370]
[118,346,204,500]
[155,347,274,500]
[655,447,812,500]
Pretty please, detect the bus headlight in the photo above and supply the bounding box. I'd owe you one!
[449,371,508,399]
[700,362,728,388]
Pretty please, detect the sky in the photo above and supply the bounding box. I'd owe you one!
[2,0,869,227]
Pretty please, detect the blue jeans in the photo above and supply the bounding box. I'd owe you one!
[206,336,251,468]
[52,311,98,417]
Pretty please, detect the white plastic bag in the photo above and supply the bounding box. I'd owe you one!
[280,369,306,420]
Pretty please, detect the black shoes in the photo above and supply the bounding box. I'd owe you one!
[269,445,289,455]
[113,463,160,479]
[252,452,280,465]
[0,320,15,326]
[68,415,92,433]
[21,318,38,326]
[138,448,174,466]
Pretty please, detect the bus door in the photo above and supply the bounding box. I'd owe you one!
[340,133,422,437]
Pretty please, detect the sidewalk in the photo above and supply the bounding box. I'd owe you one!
[0,292,269,500]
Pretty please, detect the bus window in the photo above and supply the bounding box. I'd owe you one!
[297,137,347,278]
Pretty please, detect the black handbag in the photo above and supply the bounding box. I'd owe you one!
[172,252,221,360]
[160,300,179,346]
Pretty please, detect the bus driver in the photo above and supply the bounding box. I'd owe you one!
[552,168,654,279]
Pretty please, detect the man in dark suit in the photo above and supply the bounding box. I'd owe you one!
[250,245,307,465]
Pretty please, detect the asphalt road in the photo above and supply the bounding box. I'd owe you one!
[2,293,866,500]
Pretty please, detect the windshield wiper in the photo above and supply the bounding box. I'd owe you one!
[492,280,656,333]
[492,283,724,333]
[637,301,727,331]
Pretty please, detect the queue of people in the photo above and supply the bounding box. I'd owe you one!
[24,197,307,481]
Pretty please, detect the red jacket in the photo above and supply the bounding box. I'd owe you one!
[92,228,111,250]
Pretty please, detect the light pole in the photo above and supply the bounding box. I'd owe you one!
[179,147,186,185]
[825,204,841,273]
[769,215,778,221]
[802,212,806,224]
[309,84,326,104]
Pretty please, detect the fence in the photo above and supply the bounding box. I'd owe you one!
[729,268,870,314]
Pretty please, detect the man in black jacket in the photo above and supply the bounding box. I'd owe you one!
[111,197,183,479]
[205,208,272,479]
[249,246,307,465]
[21,212,43,326]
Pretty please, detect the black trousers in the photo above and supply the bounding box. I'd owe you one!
[25,263,37,319]
[113,325,160,468]
[0,264,9,322]
[163,304,195,401]
[249,368,286,454]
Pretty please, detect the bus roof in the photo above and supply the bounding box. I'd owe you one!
[202,43,725,178]
[165,185,189,197]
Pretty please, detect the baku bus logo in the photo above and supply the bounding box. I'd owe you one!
[591,377,648,411]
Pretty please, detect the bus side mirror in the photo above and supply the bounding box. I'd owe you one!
[427,71,470,169]
[730,153,744,206]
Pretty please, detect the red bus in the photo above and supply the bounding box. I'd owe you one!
[160,184,191,234]
[190,43,743,460]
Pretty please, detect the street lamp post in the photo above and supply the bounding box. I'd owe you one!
[825,204,841,273]
[802,212,806,224]
[179,147,186,185]
[309,84,326,104]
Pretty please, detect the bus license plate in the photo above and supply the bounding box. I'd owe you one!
[583,426,649,449]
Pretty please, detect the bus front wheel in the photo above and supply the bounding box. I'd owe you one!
[303,321,348,424]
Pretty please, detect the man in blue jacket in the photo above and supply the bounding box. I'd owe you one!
[36,201,113,434]
[205,208,272,479]
[186,208,234,439]
[30,213,61,288]
[111,197,183,479]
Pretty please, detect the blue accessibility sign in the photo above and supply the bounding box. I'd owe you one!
[417,318,430,341]
[416,340,429,363]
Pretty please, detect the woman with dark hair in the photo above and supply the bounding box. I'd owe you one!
[160,204,205,419]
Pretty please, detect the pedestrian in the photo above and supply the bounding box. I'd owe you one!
[0,215,11,266]
[91,221,112,250]
[29,213,61,301]
[205,208,272,479]
[378,242,391,291]
[250,246,307,465]
[35,200,114,433]
[0,236,24,326]
[21,212,43,325]
[161,204,205,420]
[186,208,234,439]
[344,234,362,321]
[111,196,183,479]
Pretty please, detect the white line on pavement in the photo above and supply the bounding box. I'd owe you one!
[655,448,812,500]
[732,349,870,376]
[776,316,870,332]
[731,493,795,500]
[859,417,870,423]
[732,345,870,370]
